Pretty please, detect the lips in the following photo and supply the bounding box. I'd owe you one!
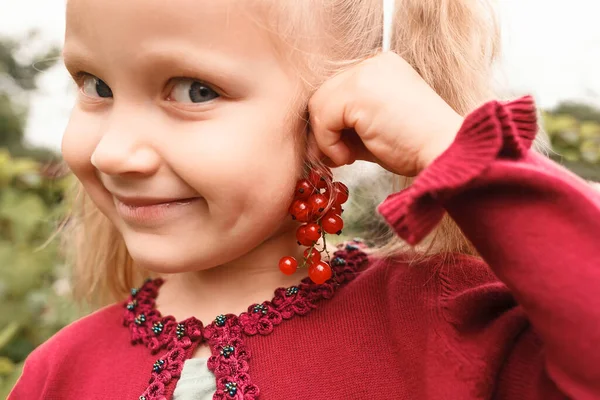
[114,195,200,207]
[113,194,202,224]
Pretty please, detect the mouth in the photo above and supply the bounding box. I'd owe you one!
[113,195,202,224]
[114,195,201,207]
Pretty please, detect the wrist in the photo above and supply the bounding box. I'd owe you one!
[416,114,464,173]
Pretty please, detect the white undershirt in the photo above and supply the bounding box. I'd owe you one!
[172,358,216,400]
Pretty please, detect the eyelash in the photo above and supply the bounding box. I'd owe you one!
[71,71,91,86]
[70,71,224,100]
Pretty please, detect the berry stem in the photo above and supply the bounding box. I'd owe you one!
[299,242,318,270]
[322,233,331,260]
[321,232,337,281]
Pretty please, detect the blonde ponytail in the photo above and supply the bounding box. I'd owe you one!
[391,0,500,115]
[371,0,502,258]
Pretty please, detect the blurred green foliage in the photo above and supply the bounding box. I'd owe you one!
[0,34,81,397]
[0,149,80,397]
[543,102,600,180]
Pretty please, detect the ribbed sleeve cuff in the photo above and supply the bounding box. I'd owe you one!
[376,96,538,245]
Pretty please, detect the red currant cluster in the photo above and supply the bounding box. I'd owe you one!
[278,168,349,284]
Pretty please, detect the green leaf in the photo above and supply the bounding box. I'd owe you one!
[580,139,600,164]
[0,323,20,353]
[580,122,600,139]
[543,114,578,136]
[562,149,581,162]
[0,356,15,376]
[0,187,48,244]
[0,360,23,399]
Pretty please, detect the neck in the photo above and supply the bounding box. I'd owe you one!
[155,227,310,323]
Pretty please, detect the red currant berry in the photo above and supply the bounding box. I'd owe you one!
[308,194,328,217]
[321,212,344,235]
[294,179,313,200]
[325,182,349,205]
[304,223,322,242]
[308,261,332,284]
[308,170,320,186]
[296,225,314,246]
[303,248,321,265]
[329,204,344,215]
[289,200,311,222]
[308,169,331,189]
[279,256,298,275]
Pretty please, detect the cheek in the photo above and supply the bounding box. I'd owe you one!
[61,110,102,177]
[61,111,96,175]
[168,110,304,225]
[61,110,114,214]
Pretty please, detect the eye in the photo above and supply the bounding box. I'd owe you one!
[168,79,219,104]
[81,75,113,98]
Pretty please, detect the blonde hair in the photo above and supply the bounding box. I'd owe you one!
[62,0,529,307]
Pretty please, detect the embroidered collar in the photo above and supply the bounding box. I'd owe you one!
[123,241,368,400]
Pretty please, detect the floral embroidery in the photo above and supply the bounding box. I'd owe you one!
[123,241,368,399]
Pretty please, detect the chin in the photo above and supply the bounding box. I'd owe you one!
[129,249,217,274]
[122,230,221,274]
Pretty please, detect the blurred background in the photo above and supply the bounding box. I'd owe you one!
[1,0,600,396]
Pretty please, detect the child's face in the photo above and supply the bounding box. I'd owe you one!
[62,0,305,272]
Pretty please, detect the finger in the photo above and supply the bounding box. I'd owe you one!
[306,129,353,169]
[310,121,353,166]
[321,156,337,168]
[305,131,331,165]
[307,128,353,168]
[308,79,355,166]
[342,128,373,162]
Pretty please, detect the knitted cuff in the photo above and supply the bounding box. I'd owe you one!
[377,96,538,245]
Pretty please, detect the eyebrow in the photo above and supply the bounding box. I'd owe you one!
[62,44,94,76]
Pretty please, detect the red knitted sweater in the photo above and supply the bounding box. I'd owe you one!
[9,97,600,400]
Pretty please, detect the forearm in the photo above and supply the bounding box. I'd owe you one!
[378,96,600,398]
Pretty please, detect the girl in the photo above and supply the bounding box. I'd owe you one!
[9,0,600,399]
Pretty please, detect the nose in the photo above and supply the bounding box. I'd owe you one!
[91,109,161,177]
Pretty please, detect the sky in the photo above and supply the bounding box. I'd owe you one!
[0,0,599,150]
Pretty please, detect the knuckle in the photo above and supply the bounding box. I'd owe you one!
[308,107,320,127]
[307,91,323,115]
[309,112,319,127]
[351,68,375,97]
[307,94,317,111]
[308,111,322,132]
[382,50,398,61]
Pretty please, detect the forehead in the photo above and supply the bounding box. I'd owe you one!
[64,0,275,63]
